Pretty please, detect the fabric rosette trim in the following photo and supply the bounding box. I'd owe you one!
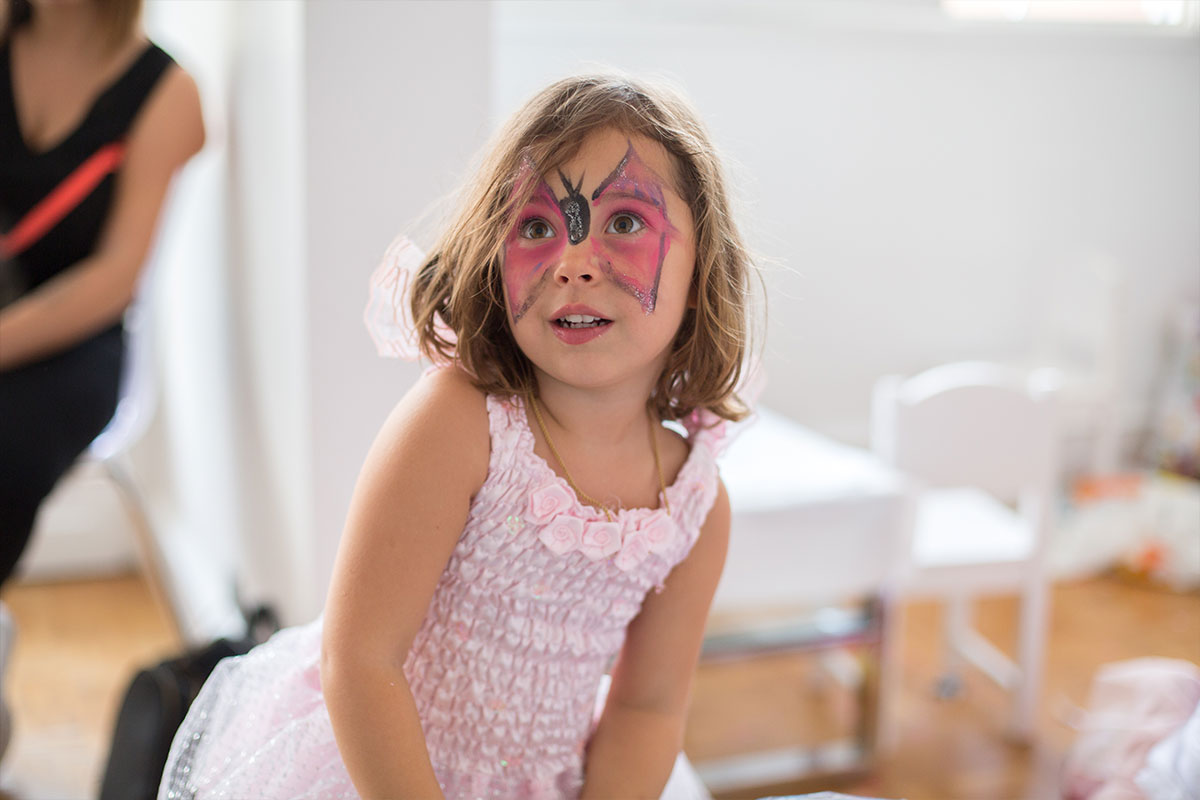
[528,483,574,524]
[529,483,681,571]
[613,531,651,572]
[539,514,583,555]
[579,521,621,561]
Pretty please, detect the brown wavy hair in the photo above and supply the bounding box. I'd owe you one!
[410,73,757,423]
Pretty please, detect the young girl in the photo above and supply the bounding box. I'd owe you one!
[161,73,755,800]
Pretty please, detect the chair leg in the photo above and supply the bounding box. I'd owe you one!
[1012,576,1050,738]
[876,592,903,753]
[99,455,186,645]
[935,595,969,699]
[817,647,864,689]
[857,594,890,761]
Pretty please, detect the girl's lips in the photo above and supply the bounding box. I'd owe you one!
[551,318,613,345]
[551,303,608,320]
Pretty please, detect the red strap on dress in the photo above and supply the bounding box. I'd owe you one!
[0,141,126,259]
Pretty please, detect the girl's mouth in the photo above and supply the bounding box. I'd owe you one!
[554,314,612,329]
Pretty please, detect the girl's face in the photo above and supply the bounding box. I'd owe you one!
[503,128,697,395]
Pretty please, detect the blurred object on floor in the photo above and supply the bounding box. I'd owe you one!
[1060,658,1200,799]
[1050,471,1200,592]
[1136,689,1200,800]
[97,604,278,800]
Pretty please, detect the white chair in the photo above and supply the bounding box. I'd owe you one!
[871,361,1060,738]
[86,298,185,643]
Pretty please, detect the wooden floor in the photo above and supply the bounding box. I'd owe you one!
[0,575,177,800]
[0,572,1196,800]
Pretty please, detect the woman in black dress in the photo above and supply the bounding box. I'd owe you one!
[0,0,204,761]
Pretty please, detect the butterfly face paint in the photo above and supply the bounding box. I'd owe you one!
[588,142,678,314]
[503,163,561,322]
[502,141,681,321]
[557,171,590,245]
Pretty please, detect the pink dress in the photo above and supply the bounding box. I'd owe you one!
[159,395,723,800]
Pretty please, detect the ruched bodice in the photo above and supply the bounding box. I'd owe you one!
[404,396,721,795]
[160,394,723,800]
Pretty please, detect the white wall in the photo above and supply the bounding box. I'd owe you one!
[157,0,494,626]
[300,2,493,619]
[218,0,310,626]
[139,0,246,640]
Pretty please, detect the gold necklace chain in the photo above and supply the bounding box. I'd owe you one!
[528,394,672,523]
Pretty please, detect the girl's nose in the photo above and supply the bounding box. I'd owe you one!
[553,246,597,285]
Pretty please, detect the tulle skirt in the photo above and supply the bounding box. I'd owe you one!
[158,619,711,800]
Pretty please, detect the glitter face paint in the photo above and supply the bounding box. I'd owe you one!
[502,141,680,320]
[503,169,563,322]
[588,142,677,313]
[556,170,590,245]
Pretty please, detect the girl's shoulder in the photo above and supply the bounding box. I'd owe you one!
[660,426,691,486]
[378,365,491,491]
[418,362,486,404]
[408,364,490,432]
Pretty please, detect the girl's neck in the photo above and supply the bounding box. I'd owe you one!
[533,375,657,447]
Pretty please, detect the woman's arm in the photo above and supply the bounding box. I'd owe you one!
[321,367,490,800]
[581,479,731,799]
[0,64,204,370]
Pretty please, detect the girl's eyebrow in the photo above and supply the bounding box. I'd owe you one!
[518,180,563,215]
[591,144,633,201]
[591,189,666,210]
[590,140,676,202]
[522,194,559,212]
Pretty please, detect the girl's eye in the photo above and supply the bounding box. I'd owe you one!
[605,213,644,235]
[520,218,555,240]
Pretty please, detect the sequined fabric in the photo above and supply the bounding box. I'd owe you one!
[160,395,723,800]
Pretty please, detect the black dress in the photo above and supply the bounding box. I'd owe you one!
[0,39,174,584]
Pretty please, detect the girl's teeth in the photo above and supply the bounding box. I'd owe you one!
[559,314,607,329]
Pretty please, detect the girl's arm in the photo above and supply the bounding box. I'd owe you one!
[581,479,731,799]
[321,367,490,800]
[0,65,204,371]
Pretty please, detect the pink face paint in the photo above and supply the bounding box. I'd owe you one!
[588,142,679,314]
[502,141,681,320]
[503,173,566,321]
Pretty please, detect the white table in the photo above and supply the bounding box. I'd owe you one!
[697,408,912,792]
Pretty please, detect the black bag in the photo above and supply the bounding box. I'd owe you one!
[98,605,279,800]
